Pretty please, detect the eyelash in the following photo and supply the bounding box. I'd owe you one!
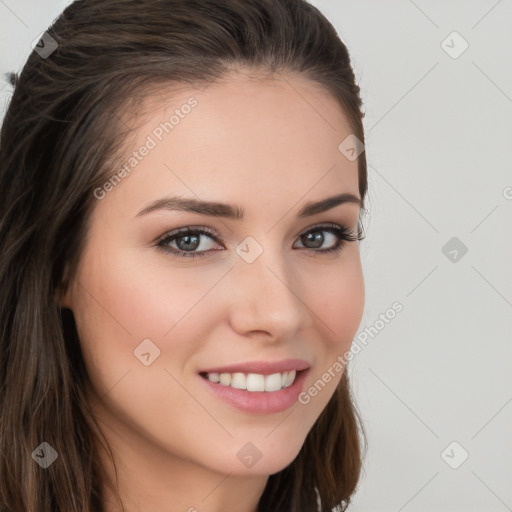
[155,223,364,260]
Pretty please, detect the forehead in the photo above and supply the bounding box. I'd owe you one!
[98,70,360,220]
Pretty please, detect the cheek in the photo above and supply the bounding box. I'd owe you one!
[308,250,365,350]
[84,242,221,332]
[70,248,228,447]
[71,246,226,381]
[295,251,364,415]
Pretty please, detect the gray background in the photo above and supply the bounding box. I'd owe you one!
[1,1,511,511]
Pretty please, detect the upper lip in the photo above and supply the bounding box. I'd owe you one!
[199,358,310,375]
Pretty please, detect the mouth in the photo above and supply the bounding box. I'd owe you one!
[199,369,303,392]
[197,359,310,414]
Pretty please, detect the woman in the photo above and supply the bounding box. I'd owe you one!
[0,0,368,510]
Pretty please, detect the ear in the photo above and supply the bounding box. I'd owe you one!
[58,288,73,309]
[56,264,73,310]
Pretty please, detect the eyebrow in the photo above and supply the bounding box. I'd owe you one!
[135,192,361,219]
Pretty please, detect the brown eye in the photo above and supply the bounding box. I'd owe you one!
[299,230,328,249]
[156,227,223,259]
[293,224,359,254]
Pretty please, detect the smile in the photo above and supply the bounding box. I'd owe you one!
[198,368,310,414]
[200,370,297,392]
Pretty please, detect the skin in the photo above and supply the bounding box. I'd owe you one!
[60,69,365,512]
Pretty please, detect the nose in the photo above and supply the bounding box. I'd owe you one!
[226,247,311,342]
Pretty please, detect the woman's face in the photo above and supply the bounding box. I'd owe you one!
[62,71,364,480]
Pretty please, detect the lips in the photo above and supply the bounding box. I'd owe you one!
[198,358,310,375]
[199,365,310,414]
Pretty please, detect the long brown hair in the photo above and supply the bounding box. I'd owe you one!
[0,1,368,510]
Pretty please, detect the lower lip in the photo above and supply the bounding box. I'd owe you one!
[199,370,309,414]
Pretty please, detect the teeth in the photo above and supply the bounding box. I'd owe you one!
[231,373,246,390]
[264,373,282,392]
[246,373,265,392]
[219,373,231,386]
[285,370,296,387]
[207,370,298,392]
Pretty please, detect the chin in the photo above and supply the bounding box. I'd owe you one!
[209,437,306,477]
